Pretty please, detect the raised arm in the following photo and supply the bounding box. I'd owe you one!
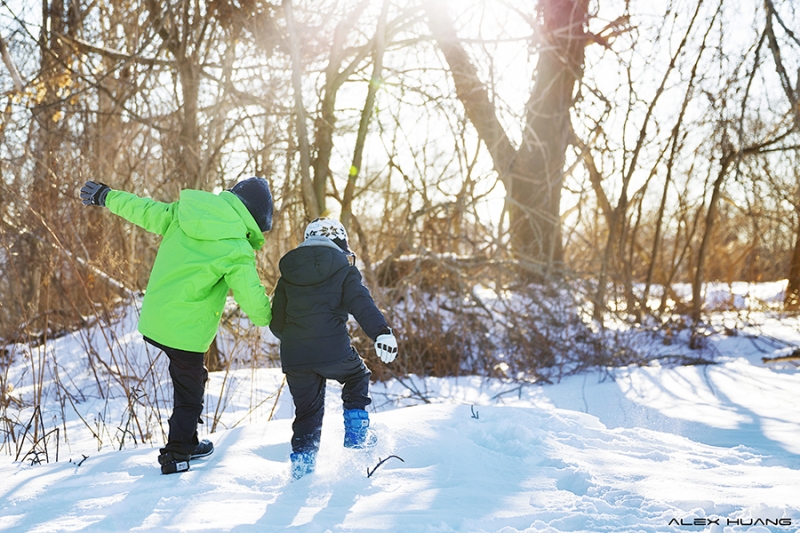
[80,180,176,236]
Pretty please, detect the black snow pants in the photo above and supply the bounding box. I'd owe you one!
[145,337,207,455]
[285,348,371,455]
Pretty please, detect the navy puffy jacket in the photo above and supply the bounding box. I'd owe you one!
[269,237,388,369]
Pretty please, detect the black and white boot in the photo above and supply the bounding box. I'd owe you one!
[191,439,214,460]
[158,451,191,475]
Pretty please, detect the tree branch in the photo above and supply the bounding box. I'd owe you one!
[424,2,517,183]
[56,33,175,67]
[0,32,25,91]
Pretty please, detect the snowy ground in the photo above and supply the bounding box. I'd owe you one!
[1,285,799,532]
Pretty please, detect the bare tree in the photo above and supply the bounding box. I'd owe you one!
[762,0,800,309]
[425,0,589,274]
[341,0,389,230]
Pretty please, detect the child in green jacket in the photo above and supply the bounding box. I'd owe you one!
[80,177,274,474]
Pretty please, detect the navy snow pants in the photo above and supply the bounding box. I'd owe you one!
[285,349,372,455]
[145,337,207,455]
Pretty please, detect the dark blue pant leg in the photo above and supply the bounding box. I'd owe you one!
[285,370,326,455]
[327,350,372,411]
[146,337,207,455]
[285,350,372,454]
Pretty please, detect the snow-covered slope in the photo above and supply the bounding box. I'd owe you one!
[1,293,799,532]
[1,388,798,532]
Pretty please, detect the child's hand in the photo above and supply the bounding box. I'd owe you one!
[375,329,398,363]
[80,181,111,206]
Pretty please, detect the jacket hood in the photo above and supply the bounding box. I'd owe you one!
[279,237,349,286]
[177,190,265,250]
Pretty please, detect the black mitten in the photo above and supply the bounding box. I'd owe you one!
[80,181,111,206]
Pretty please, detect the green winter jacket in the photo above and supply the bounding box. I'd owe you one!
[106,188,272,352]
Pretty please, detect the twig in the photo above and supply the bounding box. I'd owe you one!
[268,376,286,421]
[71,454,89,467]
[15,405,40,461]
[762,354,800,364]
[229,376,286,428]
[367,455,405,478]
[392,375,431,404]
[0,31,24,91]
[491,384,525,401]
[649,354,716,366]
[470,405,479,419]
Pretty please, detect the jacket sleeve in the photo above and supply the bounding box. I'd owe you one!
[224,243,272,326]
[104,190,176,236]
[269,278,287,340]
[342,266,388,341]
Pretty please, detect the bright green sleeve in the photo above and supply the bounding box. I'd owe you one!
[224,243,272,326]
[105,190,176,236]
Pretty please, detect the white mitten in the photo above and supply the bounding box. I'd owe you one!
[375,329,398,363]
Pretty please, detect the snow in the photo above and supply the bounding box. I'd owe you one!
[1,288,800,532]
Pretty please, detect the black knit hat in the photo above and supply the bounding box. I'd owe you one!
[229,177,273,232]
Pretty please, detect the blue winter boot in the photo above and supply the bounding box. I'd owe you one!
[290,451,316,480]
[343,409,378,449]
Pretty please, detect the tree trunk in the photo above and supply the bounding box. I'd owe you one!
[595,0,707,318]
[178,60,202,190]
[785,218,800,310]
[205,336,223,372]
[426,0,588,271]
[692,153,734,321]
[763,0,800,308]
[143,0,203,191]
[341,0,389,230]
[511,0,587,267]
[29,0,71,317]
[307,0,371,218]
[283,0,318,221]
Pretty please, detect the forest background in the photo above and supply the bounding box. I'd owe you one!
[0,0,799,453]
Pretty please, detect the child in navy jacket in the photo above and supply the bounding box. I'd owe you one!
[269,218,397,479]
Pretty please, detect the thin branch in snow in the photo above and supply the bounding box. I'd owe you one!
[367,455,405,478]
[70,454,89,467]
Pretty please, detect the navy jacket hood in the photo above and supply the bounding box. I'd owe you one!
[279,237,349,287]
